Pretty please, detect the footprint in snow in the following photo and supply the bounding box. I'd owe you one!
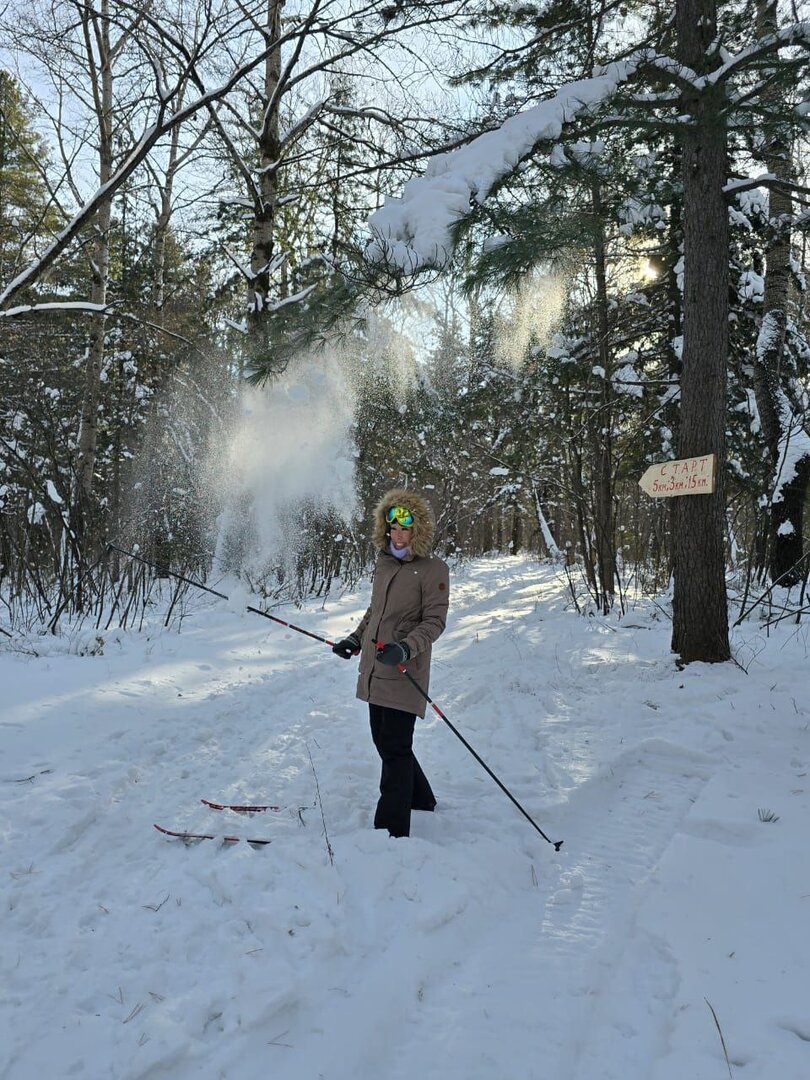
[548,871,585,907]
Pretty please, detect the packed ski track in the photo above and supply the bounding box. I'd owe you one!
[2,556,810,1080]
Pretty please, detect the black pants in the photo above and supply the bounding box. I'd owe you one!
[369,704,436,838]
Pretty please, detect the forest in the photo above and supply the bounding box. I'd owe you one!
[1,0,809,665]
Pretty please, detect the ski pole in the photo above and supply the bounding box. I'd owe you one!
[111,544,562,850]
[107,543,337,647]
[376,640,563,851]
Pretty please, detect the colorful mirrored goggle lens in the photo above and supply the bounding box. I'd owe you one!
[386,505,414,527]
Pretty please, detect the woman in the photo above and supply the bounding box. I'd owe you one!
[333,488,450,838]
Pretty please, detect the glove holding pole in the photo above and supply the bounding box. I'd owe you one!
[332,634,361,660]
[375,641,410,665]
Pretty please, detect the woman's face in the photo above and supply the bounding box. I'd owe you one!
[390,522,413,550]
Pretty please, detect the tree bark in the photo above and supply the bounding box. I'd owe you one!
[76,0,113,524]
[591,181,616,612]
[249,0,284,325]
[152,84,187,337]
[671,0,730,662]
[752,0,808,585]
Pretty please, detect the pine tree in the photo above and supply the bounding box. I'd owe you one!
[370,0,810,659]
[0,71,58,285]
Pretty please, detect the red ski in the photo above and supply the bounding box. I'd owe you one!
[154,823,271,845]
[201,799,282,813]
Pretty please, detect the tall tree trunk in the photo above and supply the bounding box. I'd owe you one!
[510,503,522,554]
[752,0,808,585]
[671,0,730,662]
[666,135,684,585]
[76,0,113,539]
[591,182,616,612]
[0,73,9,285]
[152,84,187,338]
[149,118,184,574]
[248,0,283,325]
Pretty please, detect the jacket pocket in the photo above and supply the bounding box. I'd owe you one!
[395,618,418,640]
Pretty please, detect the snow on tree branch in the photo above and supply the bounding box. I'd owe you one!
[365,60,640,273]
[699,21,810,88]
[758,312,810,505]
[365,23,810,277]
[0,302,111,318]
[773,415,810,506]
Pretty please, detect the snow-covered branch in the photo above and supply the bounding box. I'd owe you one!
[365,60,640,273]
[700,20,810,88]
[724,173,810,201]
[0,300,207,349]
[0,301,112,318]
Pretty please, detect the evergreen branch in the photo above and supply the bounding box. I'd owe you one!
[0,301,210,352]
[724,175,810,199]
[698,20,810,89]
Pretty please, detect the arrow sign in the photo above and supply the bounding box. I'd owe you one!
[639,453,716,498]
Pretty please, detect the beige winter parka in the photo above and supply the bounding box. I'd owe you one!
[351,488,449,718]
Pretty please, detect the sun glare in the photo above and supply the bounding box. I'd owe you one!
[639,258,659,282]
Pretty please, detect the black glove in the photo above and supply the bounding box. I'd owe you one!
[332,634,361,660]
[376,641,410,666]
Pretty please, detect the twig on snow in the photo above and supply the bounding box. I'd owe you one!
[123,1002,145,1024]
[705,997,734,1079]
[143,893,170,912]
[306,741,334,867]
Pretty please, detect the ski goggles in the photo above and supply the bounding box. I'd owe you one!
[386,505,414,527]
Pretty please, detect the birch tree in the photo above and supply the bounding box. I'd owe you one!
[202,0,473,372]
[749,0,810,586]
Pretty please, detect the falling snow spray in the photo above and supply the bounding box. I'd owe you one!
[495,269,568,368]
[210,355,356,588]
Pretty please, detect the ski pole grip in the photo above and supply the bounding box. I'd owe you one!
[374,639,408,672]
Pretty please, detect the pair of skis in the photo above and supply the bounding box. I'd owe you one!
[154,799,283,846]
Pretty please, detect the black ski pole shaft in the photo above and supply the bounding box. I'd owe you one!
[108,543,337,646]
[107,543,229,599]
[378,644,562,851]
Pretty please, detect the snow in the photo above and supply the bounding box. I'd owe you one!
[533,497,562,560]
[0,302,110,319]
[2,557,810,1080]
[366,63,636,272]
[772,413,810,504]
[723,172,776,193]
[739,268,764,302]
[211,361,356,577]
[364,31,810,274]
[44,480,63,504]
[265,284,317,312]
[701,21,810,89]
[618,196,666,234]
[612,361,644,399]
[744,388,761,434]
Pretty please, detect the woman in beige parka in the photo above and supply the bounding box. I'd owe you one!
[332,488,450,838]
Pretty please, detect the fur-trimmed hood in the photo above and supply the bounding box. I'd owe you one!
[372,487,435,558]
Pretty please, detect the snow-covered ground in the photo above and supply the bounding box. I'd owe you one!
[2,556,809,1080]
